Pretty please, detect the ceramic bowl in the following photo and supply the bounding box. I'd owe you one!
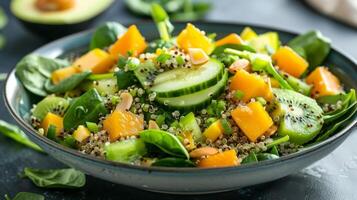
[4,22,357,194]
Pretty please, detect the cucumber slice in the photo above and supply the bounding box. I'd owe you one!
[179,112,202,142]
[151,59,224,98]
[105,139,147,163]
[156,70,228,110]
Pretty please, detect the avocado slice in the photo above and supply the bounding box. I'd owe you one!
[11,0,114,39]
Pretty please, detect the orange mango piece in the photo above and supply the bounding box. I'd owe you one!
[188,48,209,65]
[198,149,239,168]
[203,120,224,142]
[231,102,273,142]
[229,69,273,102]
[41,112,63,136]
[73,125,91,142]
[269,77,280,88]
[306,67,342,97]
[109,25,147,58]
[176,23,214,54]
[215,33,244,47]
[272,46,308,77]
[51,66,79,85]
[73,48,115,74]
[103,110,144,142]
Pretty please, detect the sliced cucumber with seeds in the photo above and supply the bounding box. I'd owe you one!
[151,59,224,98]
[156,70,228,110]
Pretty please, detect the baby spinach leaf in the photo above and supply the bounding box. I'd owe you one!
[45,71,91,94]
[6,192,44,200]
[140,130,189,159]
[15,55,69,96]
[318,89,355,115]
[241,152,258,164]
[323,101,357,124]
[115,69,137,89]
[256,153,279,161]
[0,120,43,153]
[152,157,195,167]
[288,30,331,68]
[90,22,126,50]
[63,88,107,131]
[270,146,279,156]
[266,135,290,149]
[23,168,86,189]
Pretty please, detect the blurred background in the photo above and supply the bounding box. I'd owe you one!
[0,0,357,199]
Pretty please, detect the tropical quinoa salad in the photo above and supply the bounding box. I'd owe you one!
[15,4,357,168]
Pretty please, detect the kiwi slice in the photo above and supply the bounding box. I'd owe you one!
[82,78,118,96]
[271,88,324,144]
[32,96,69,120]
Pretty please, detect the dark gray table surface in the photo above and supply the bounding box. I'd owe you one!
[0,0,356,199]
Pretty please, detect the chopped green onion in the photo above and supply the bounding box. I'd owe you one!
[220,118,233,135]
[86,122,99,133]
[206,117,218,126]
[117,56,127,68]
[156,53,171,63]
[256,97,267,106]
[127,57,140,70]
[156,114,166,127]
[234,90,245,100]
[110,95,120,105]
[46,125,57,141]
[266,135,290,149]
[176,55,185,65]
[60,135,76,148]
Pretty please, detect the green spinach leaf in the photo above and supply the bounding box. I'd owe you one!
[63,88,107,131]
[256,153,279,161]
[90,22,126,50]
[45,71,91,94]
[23,168,85,188]
[6,192,44,200]
[0,120,43,152]
[140,130,189,159]
[241,152,258,164]
[15,55,69,96]
[152,157,195,167]
[270,146,279,156]
[115,69,137,89]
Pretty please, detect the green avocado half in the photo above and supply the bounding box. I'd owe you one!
[11,0,114,39]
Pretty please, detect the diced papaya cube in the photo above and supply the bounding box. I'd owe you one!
[188,48,209,65]
[203,120,224,142]
[109,25,147,58]
[73,125,91,142]
[215,33,244,47]
[231,102,273,142]
[229,69,273,102]
[198,149,239,168]
[41,112,63,136]
[269,77,280,88]
[51,66,79,85]
[103,110,144,142]
[272,46,308,77]
[240,27,258,41]
[306,67,342,97]
[176,23,214,54]
[73,48,115,74]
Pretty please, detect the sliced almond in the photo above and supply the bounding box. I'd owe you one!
[188,48,209,66]
[228,58,250,74]
[115,92,133,111]
[189,147,219,158]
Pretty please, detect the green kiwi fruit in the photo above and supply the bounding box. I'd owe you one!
[32,96,69,120]
[271,88,324,144]
[82,78,118,96]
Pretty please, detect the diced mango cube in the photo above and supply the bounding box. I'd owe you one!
[188,48,209,65]
[198,149,239,168]
[215,33,244,47]
[103,110,144,142]
[176,23,214,54]
[272,46,308,77]
[73,48,115,74]
[306,67,342,97]
[229,69,272,102]
[51,66,79,85]
[203,120,224,142]
[73,125,91,142]
[109,25,147,58]
[41,112,63,136]
[231,102,273,142]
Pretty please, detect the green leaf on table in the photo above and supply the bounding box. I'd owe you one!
[140,129,189,159]
[0,120,43,153]
[23,168,86,189]
[15,55,69,96]
[5,192,44,200]
[90,22,126,50]
[45,71,91,94]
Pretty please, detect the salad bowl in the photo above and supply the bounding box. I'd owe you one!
[4,22,357,194]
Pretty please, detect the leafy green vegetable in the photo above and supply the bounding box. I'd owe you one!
[115,69,137,89]
[179,112,202,142]
[241,152,258,164]
[207,100,226,117]
[270,146,279,156]
[220,118,233,135]
[256,153,280,161]
[212,44,256,55]
[63,89,107,131]
[59,135,76,149]
[288,30,331,68]
[147,39,175,53]
[151,3,173,41]
[224,49,293,90]
[266,135,290,149]
[105,139,147,163]
[5,192,44,200]
[0,120,43,152]
[318,89,355,115]
[46,125,57,141]
[90,22,126,50]
[45,71,91,94]
[23,168,86,188]
[152,157,195,167]
[15,55,69,96]
[140,130,189,159]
